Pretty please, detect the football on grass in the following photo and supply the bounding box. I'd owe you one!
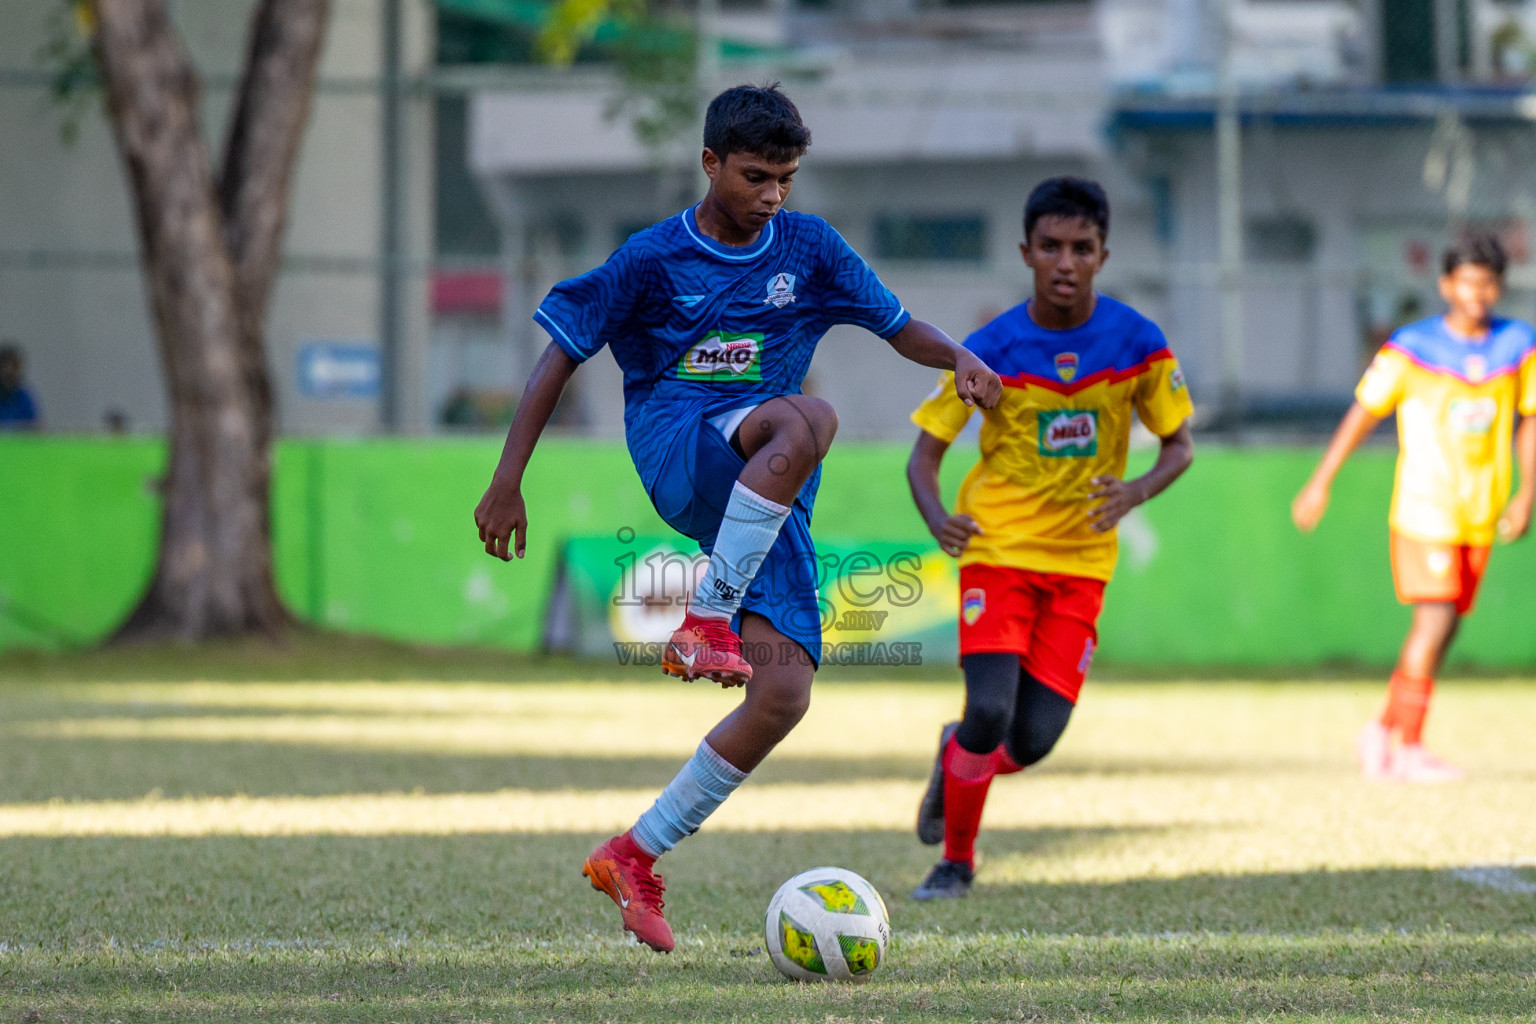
[764,867,890,982]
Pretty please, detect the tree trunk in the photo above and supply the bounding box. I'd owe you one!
[92,0,329,642]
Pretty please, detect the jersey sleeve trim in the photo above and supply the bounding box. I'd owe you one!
[910,404,968,443]
[533,307,595,362]
[875,306,911,339]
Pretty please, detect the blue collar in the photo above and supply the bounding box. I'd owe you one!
[681,206,777,262]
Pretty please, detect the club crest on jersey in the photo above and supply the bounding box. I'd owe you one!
[1055,352,1079,382]
[1464,354,1488,383]
[763,273,797,309]
[678,332,764,381]
[1038,409,1099,457]
[961,588,985,625]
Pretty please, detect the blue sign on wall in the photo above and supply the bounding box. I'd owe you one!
[297,343,381,399]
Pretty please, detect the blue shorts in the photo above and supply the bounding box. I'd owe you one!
[643,408,824,666]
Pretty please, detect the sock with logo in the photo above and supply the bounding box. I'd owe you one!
[942,735,997,868]
[1380,671,1434,745]
[691,481,791,620]
[630,740,750,857]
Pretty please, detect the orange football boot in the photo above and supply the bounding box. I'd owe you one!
[662,610,753,687]
[582,833,675,953]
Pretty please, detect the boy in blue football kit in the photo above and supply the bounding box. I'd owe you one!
[475,85,1001,951]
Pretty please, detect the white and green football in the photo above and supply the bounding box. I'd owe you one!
[764,867,890,982]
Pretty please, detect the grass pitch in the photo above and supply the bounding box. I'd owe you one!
[0,648,1533,1022]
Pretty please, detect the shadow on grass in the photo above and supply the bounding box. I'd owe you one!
[0,729,1348,803]
[0,734,936,801]
[1,829,1532,945]
[2,632,1487,685]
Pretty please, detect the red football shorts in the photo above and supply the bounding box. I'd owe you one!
[1389,532,1490,614]
[957,563,1106,704]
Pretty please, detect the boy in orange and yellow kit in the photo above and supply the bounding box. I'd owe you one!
[1294,234,1536,782]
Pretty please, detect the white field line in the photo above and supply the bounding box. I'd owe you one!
[1449,862,1536,894]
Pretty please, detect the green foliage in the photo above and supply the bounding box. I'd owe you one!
[605,10,700,152]
[540,0,701,153]
[38,0,98,144]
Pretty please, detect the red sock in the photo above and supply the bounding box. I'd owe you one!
[993,745,1025,776]
[942,736,996,867]
[1380,672,1434,745]
[615,830,658,867]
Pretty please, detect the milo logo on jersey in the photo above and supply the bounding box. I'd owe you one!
[1038,409,1099,456]
[1450,396,1497,434]
[678,332,764,381]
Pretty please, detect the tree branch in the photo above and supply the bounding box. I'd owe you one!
[218,0,330,324]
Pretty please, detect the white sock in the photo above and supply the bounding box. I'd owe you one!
[692,481,791,620]
[630,740,750,856]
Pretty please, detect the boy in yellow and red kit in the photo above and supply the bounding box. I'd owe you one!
[1293,235,1536,783]
[906,178,1195,899]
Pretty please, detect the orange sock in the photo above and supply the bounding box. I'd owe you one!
[1381,671,1434,745]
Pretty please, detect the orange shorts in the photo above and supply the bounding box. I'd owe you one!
[957,563,1105,704]
[1389,532,1490,614]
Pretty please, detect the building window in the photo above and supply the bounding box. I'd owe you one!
[874,214,987,263]
[1246,217,1316,264]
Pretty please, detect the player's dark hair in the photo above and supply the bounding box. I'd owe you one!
[1024,177,1110,243]
[703,83,811,164]
[1443,233,1508,278]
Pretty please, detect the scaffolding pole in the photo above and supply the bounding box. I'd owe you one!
[1216,0,1244,422]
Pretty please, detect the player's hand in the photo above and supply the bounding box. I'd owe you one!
[1087,475,1147,533]
[929,512,982,557]
[475,477,528,560]
[954,351,1003,410]
[1498,491,1534,542]
[1291,481,1330,533]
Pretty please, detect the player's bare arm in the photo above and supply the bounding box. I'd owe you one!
[887,320,1002,409]
[1087,421,1194,533]
[1292,402,1383,532]
[907,429,982,556]
[474,341,579,560]
[1499,415,1536,541]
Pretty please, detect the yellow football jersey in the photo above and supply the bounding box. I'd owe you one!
[1356,316,1536,546]
[911,297,1193,581]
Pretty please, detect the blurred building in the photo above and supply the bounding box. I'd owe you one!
[0,0,435,435]
[456,0,1536,437]
[7,1,1536,437]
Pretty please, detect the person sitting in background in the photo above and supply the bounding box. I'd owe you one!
[0,343,41,430]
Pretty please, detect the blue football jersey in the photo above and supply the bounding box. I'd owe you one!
[535,207,910,481]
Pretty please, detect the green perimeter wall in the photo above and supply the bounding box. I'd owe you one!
[2,435,1534,668]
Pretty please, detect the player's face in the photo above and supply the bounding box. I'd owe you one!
[1021,215,1108,311]
[1439,262,1501,327]
[703,150,798,232]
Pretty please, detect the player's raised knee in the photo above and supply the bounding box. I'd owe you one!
[793,396,839,442]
